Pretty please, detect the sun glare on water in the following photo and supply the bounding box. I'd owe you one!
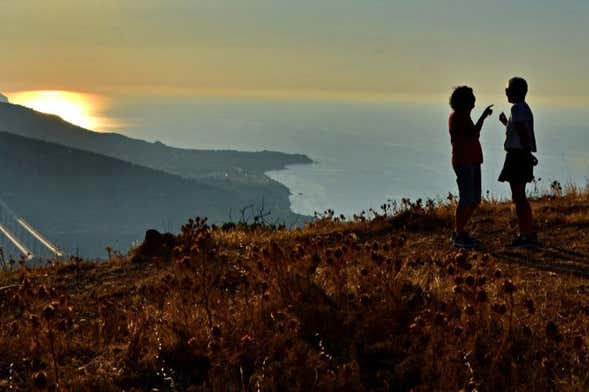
[8,90,116,131]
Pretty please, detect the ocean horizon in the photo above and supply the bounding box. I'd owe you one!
[105,95,589,217]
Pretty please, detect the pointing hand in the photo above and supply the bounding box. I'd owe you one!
[483,105,494,118]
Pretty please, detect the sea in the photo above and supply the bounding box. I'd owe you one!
[107,95,589,217]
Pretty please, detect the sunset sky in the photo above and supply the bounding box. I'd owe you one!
[1,0,588,103]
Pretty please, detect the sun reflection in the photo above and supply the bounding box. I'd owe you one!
[8,90,117,131]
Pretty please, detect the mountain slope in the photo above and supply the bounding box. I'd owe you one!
[0,131,274,258]
[0,102,311,178]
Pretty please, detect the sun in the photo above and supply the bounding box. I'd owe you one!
[8,90,112,131]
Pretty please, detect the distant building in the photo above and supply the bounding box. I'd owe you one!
[0,93,8,104]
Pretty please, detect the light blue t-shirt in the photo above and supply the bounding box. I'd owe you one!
[505,102,536,152]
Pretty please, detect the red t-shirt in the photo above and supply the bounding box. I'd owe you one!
[449,111,483,167]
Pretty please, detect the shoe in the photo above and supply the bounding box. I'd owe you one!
[453,233,478,249]
[506,235,538,249]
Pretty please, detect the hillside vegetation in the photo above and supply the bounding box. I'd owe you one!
[1,187,589,390]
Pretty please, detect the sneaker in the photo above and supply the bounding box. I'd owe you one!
[506,235,538,249]
[453,233,478,249]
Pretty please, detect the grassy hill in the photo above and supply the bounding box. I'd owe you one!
[1,189,589,390]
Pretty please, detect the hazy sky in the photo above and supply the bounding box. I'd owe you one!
[1,0,588,102]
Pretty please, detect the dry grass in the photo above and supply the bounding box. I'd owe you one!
[1,188,589,390]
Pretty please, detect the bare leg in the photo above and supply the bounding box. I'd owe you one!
[509,182,534,236]
[455,204,476,236]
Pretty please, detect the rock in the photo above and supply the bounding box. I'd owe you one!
[132,229,176,263]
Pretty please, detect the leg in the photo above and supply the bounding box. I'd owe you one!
[509,182,533,236]
[454,164,479,236]
[455,203,476,236]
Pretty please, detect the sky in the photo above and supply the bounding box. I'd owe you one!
[0,0,588,103]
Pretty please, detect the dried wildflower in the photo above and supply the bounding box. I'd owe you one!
[409,323,421,334]
[360,294,371,306]
[20,277,32,291]
[502,280,517,294]
[36,285,50,299]
[545,321,561,341]
[287,319,299,331]
[464,305,475,316]
[187,337,198,348]
[476,290,488,303]
[492,303,507,315]
[42,304,56,320]
[208,340,220,352]
[211,325,222,338]
[32,371,48,389]
[370,251,383,264]
[524,299,535,314]
[465,275,475,287]
[454,252,467,265]
[56,319,69,332]
[574,335,584,349]
[434,312,447,326]
[459,260,473,270]
[240,335,254,348]
[30,314,41,329]
[454,326,463,336]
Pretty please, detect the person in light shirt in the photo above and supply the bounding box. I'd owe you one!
[498,77,538,248]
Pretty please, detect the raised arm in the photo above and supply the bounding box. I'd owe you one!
[474,105,494,134]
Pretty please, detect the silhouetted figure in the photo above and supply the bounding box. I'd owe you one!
[498,77,538,248]
[448,86,493,248]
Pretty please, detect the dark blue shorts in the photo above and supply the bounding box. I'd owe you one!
[454,164,482,207]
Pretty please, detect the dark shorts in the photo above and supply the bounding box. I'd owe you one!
[454,164,482,207]
[498,150,535,183]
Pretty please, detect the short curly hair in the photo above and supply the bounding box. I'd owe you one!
[507,77,528,100]
[449,86,475,111]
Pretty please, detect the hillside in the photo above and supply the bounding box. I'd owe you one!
[0,102,311,178]
[0,131,304,258]
[0,102,312,236]
[1,190,588,390]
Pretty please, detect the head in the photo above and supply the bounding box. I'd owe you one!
[505,77,528,103]
[450,86,475,113]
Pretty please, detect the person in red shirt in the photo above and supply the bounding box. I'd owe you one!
[449,86,493,248]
